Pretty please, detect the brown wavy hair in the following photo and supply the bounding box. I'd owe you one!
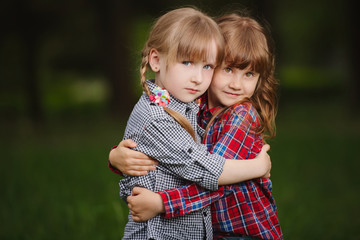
[140,7,225,140]
[207,13,278,139]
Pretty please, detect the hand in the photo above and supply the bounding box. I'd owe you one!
[127,187,165,222]
[109,139,158,176]
[255,144,271,178]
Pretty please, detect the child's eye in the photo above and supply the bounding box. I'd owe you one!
[245,72,255,77]
[224,67,232,73]
[182,61,192,66]
[203,64,214,70]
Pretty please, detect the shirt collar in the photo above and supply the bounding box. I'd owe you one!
[199,93,223,116]
[146,79,199,115]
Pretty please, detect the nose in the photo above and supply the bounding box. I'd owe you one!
[190,67,203,84]
[229,77,242,90]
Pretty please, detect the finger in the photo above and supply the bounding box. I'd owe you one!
[132,186,147,195]
[262,144,270,152]
[130,165,156,171]
[127,170,149,176]
[132,215,142,222]
[131,152,157,162]
[131,186,142,195]
[120,139,137,148]
[131,158,159,166]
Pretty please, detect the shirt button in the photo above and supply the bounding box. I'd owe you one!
[175,209,180,215]
[188,148,193,154]
[203,211,207,217]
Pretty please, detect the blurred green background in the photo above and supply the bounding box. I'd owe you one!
[1,0,359,239]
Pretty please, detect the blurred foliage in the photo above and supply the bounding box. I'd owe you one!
[0,0,357,120]
[1,0,359,239]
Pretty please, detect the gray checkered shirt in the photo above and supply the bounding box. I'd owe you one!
[119,80,226,240]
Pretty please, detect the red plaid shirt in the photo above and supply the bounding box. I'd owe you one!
[157,94,283,239]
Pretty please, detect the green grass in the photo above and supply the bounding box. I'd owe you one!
[1,116,128,240]
[1,95,359,239]
[268,96,360,239]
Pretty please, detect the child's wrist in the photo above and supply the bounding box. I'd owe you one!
[155,193,165,214]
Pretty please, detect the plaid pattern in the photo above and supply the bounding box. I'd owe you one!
[120,80,226,240]
[158,95,283,239]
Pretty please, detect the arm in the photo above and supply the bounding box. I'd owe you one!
[126,186,222,222]
[218,154,270,185]
[108,139,158,176]
[110,132,270,187]
[126,146,270,222]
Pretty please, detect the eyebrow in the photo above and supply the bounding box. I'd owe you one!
[207,60,216,65]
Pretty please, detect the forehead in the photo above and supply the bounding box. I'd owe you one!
[169,35,220,65]
[205,40,218,64]
[179,40,218,64]
[221,61,257,72]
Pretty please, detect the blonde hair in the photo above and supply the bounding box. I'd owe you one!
[207,13,278,139]
[140,7,225,140]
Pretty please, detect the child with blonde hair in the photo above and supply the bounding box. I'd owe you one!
[116,7,272,240]
[111,11,282,240]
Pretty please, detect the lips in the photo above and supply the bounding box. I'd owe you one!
[224,91,240,97]
[186,88,199,94]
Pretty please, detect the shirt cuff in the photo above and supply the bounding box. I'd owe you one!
[157,189,184,219]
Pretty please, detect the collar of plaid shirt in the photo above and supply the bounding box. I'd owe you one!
[197,93,220,130]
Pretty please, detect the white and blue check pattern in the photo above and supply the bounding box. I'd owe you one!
[119,80,226,240]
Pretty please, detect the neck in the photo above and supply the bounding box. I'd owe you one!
[154,73,164,88]
[207,92,216,109]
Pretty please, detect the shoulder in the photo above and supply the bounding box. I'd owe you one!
[132,94,169,120]
[221,102,260,128]
[231,102,259,122]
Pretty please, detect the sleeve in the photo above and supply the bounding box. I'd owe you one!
[158,184,225,219]
[156,105,264,218]
[136,117,226,191]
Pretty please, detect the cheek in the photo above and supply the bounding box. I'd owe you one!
[246,82,258,97]
[204,71,214,86]
[211,73,226,89]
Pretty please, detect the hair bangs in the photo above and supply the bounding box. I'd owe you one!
[177,35,216,63]
[226,27,270,75]
[167,16,224,66]
[218,15,272,76]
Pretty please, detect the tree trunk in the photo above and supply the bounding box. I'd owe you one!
[18,1,44,123]
[95,0,136,118]
[347,1,360,108]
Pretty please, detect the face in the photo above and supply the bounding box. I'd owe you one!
[207,64,260,108]
[150,42,218,103]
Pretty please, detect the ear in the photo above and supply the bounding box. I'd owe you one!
[149,48,161,73]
